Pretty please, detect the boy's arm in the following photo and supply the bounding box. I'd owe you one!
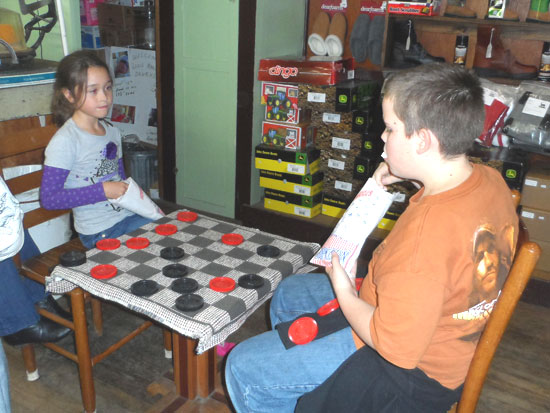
[40,165,107,210]
[326,252,376,348]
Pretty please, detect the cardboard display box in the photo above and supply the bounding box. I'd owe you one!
[322,175,365,199]
[258,56,355,86]
[521,160,550,211]
[262,82,310,125]
[261,121,316,151]
[255,144,320,175]
[315,126,363,154]
[264,189,322,219]
[532,239,550,275]
[361,132,384,159]
[322,193,352,218]
[259,169,323,197]
[312,110,354,132]
[98,2,145,46]
[319,148,357,182]
[387,0,441,15]
[520,206,550,243]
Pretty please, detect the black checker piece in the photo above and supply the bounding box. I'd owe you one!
[161,246,185,260]
[131,280,159,296]
[175,294,204,312]
[163,263,188,278]
[59,250,86,267]
[171,278,199,294]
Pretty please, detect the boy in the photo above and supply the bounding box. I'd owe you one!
[225,63,519,412]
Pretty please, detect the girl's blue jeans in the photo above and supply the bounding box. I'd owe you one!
[225,273,357,413]
[79,213,153,249]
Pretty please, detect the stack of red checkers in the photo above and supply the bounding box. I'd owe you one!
[96,238,121,250]
[90,264,118,280]
[177,211,198,222]
[317,298,340,316]
[155,224,178,235]
[221,233,244,246]
[209,277,236,292]
[126,237,150,249]
[288,316,318,345]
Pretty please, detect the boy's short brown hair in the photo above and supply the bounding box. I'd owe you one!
[382,63,485,157]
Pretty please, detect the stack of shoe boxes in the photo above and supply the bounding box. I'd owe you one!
[298,78,384,218]
[255,81,322,219]
[519,159,550,278]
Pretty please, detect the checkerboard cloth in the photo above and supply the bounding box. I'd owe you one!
[47,211,320,353]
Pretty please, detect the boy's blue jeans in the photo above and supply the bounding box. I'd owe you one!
[79,213,153,249]
[225,273,357,413]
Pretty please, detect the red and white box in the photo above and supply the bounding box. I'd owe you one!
[81,0,106,26]
[258,56,355,86]
[261,120,317,151]
[262,82,310,124]
[387,0,441,16]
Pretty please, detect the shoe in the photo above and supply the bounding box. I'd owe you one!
[473,26,538,79]
[36,295,73,321]
[390,42,445,69]
[2,317,71,346]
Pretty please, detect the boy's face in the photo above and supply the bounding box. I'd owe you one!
[381,97,417,180]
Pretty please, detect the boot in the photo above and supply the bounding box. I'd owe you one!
[527,0,550,23]
[389,20,445,69]
[444,0,477,18]
[473,26,538,79]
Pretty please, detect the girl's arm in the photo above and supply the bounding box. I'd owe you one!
[40,165,106,210]
[118,158,127,180]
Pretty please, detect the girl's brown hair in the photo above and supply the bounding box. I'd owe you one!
[51,50,112,126]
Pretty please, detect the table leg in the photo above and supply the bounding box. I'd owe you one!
[172,332,215,399]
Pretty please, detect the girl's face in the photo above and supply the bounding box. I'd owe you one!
[68,66,113,121]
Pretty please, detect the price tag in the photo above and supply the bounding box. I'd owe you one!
[335,180,352,191]
[328,159,345,170]
[287,164,305,174]
[294,185,311,196]
[323,113,341,123]
[523,97,550,118]
[294,206,311,217]
[308,92,326,103]
[524,179,538,187]
[332,137,351,150]
[521,211,535,219]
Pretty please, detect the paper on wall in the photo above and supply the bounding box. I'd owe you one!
[109,177,164,221]
[310,178,396,276]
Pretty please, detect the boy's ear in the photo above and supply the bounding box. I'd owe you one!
[415,128,436,155]
[62,88,75,104]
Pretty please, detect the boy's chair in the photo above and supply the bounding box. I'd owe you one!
[0,116,172,413]
[447,190,541,413]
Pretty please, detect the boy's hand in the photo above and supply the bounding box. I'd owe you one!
[103,181,129,199]
[326,252,356,294]
[373,162,402,189]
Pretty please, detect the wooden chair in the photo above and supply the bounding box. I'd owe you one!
[447,190,541,413]
[0,116,172,413]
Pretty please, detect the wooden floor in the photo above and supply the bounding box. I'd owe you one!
[4,297,550,413]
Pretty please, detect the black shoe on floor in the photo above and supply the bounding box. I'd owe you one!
[2,317,71,346]
[36,295,73,321]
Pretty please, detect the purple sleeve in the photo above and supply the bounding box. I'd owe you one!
[118,158,127,180]
[40,165,107,210]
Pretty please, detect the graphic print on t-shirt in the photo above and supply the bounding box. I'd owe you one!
[91,141,123,212]
[453,223,515,340]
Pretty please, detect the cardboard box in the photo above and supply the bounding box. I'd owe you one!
[521,160,550,211]
[258,56,355,86]
[264,189,322,218]
[255,144,320,175]
[261,82,299,108]
[98,2,144,46]
[353,155,377,181]
[322,175,364,199]
[259,170,323,197]
[387,0,441,15]
[265,107,309,125]
[81,0,106,26]
[361,132,384,159]
[520,206,550,243]
[81,25,103,49]
[322,194,352,218]
[312,110,354,132]
[315,127,363,155]
[352,110,373,134]
[261,121,316,151]
[531,239,550,274]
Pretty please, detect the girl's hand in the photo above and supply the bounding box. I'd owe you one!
[103,181,129,199]
[373,162,403,189]
[325,252,356,294]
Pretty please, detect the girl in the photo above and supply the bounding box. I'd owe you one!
[40,50,152,249]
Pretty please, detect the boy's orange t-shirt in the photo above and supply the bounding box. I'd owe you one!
[352,164,518,389]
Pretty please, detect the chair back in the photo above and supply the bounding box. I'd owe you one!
[452,190,542,413]
[0,116,70,229]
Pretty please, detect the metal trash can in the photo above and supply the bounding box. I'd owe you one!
[122,142,158,194]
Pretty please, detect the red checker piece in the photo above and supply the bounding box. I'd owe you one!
[91,264,118,280]
[288,316,318,345]
[221,233,244,246]
[317,298,340,317]
[209,277,236,293]
[177,211,198,222]
[96,238,121,250]
[355,277,364,291]
[155,224,178,235]
[126,237,150,249]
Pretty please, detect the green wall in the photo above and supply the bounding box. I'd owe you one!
[1,0,80,60]
[250,1,307,204]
